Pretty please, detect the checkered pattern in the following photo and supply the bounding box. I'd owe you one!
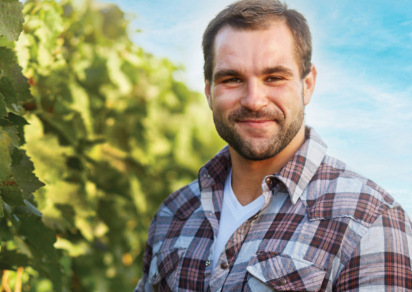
[135,127,412,291]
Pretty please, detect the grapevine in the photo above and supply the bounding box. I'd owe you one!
[1,0,224,290]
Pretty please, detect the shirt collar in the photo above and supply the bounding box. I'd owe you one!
[199,127,327,204]
[274,127,327,204]
[199,146,231,189]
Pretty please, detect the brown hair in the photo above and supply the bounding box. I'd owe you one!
[202,0,312,82]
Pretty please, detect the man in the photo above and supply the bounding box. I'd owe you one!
[135,0,412,291]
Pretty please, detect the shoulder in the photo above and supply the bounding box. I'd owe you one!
[304,154,397,227]
[155,180,202,220]
[147,180,202,249]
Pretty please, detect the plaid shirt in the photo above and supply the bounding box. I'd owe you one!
[135,127,412,291]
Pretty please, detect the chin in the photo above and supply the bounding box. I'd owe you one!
[234,144,282,161]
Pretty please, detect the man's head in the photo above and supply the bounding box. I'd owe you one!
[202,0,317,161]
[202,0,312,83]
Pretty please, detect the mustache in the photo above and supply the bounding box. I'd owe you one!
[228,107,284,122]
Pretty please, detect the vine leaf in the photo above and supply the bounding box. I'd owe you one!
[0,47,32,110]
[11,149,45,197]
[0,76,21,114]
[6,113,28,145]
[18,214,62,292]
[0,92,7,117]
[0,131,24,207]
[0,0,24,42]
[0,249,29,270]
[0,196,3,217]
[0,131,12,178]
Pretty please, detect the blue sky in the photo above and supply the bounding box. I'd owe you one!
[105,0,412,214]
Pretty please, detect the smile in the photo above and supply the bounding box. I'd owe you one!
[236,119,275,128]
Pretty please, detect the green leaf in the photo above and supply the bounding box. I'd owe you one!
[0,216,13,240]
[0,249,29,270]
[0,92,8,117]
[0,0,24,42]
[0,122,20,148]
[0,76,21,113]
[0,130,23,206]
[12,198,43,217]
[8,113,29,145]
[18,214,62,292]
[11,149,45,197]
[0,181,24,207]
[54,203,75,226]
[0,130,12,178]
[39,111,87,146]
[0,196,3,217]
[0,47,32,106]
[0,35,14,49]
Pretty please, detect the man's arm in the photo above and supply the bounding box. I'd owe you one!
[134,216,157,292]
[334,205,412,290]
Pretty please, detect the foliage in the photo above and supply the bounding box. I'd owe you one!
[0,0,224,290]
[0,0,62,291]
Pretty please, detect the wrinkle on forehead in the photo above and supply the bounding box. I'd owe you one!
[212,21,298,79]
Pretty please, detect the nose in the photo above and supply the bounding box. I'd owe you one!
[239,79,268,111]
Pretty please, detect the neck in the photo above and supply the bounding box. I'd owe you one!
[230,125,306,205]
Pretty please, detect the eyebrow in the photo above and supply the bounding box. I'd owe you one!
[262,66,294,77]
[213,65,294,83]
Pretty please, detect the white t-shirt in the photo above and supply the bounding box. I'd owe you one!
[211,169,265,272]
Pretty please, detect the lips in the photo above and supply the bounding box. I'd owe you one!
[237,119,274,123]
[236,119,275,130]
[229,107,283,125]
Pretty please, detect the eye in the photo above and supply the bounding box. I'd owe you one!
[265,76,284,82]
[222,77,242,84]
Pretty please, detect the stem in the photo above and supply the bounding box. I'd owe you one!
[0,270,12,292]
[15,267,24,292]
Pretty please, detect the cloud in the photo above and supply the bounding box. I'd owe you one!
[306,57,412,198]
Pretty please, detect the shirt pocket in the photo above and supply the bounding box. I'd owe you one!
[245,251,326,291]
[148,248,186,291]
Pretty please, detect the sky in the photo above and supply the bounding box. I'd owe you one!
[104,0,412,214]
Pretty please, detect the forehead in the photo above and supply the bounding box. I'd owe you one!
[212,21,298,74]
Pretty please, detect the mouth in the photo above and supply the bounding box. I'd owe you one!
[228,107,283,131]
[237,119,274,127]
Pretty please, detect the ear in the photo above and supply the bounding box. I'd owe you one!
[205,80,213,110]
[302,64,317,106]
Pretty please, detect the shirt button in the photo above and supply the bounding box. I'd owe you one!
[265,177,272,187]
[205,260,211,267]
[251,214,259,221]
[278,277,287,286]
[220,261,229,269]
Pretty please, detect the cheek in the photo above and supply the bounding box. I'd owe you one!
[268,86,304,117]
[211,88,239,112]
[212,99,230,117]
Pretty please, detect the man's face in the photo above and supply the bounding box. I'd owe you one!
[205,21,316,161]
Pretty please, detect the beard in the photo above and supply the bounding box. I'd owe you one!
[213,104,304,161]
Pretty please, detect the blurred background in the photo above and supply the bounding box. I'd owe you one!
[0,0,410,291]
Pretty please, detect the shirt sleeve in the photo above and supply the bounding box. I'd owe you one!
[134,215,157,292]
[334,205,412,290]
